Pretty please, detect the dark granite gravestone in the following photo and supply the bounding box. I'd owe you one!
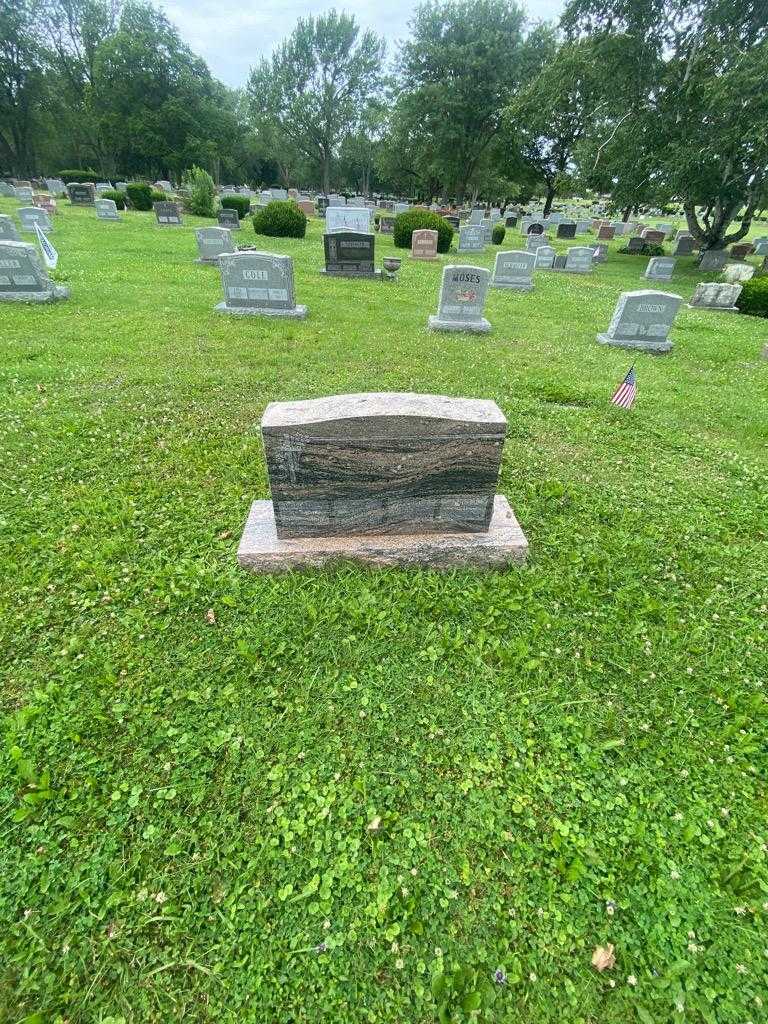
[67,182,95,206]
[596,225,615,241]
[322,231,379,278]
[557,222,577,239]
[0,240,69,303]
[215,250,306,317]
[378,215,395,234]
[445,215,460,230]
[627,236,645,253]
[154,201,182,226]
[505,214,518,228]
[428,264,491,333]
[491,250,535,290]
[236,392,528,570]
[527,221,545,235]
[597,289,682,353]
[729,243,754,260]
[217,208,240,230]
[641,229,665,245]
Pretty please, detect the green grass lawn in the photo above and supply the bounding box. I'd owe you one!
[1,200,767,1024]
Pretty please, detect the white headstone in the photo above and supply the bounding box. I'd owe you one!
[325,206,372,234]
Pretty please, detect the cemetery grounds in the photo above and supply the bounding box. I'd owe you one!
[1,199,767,1023]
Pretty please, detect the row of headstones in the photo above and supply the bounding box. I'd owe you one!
[0,227,745,334]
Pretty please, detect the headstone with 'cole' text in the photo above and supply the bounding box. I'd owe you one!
[215,250,306,318]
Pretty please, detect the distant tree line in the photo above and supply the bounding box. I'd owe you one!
[2,0,767,249]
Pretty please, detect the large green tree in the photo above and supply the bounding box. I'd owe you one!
[0,0,52,174]
[562,0,768,249]
[247,11,384,194]
[394,0,551,203]
[505,39,600,216]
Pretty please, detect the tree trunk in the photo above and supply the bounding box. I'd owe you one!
[542,183,556,218]
[684,199,753,251]
[321,150,331,195]
[621,205,631,222]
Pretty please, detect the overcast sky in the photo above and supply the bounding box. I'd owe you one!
[160,0,565,88]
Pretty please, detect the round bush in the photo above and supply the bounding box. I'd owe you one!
[252,200,307,239]
[151,189,168,204]
[393,209,453,253]
[492,223,506,245]
[125,182,153,211]
[736,274,768,318]
[221,195,251,219]
[100,189,126,210]
[59,168,99,184]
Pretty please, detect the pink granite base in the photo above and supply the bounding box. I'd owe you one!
[237,495,528,572]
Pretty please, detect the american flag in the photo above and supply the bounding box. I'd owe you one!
[611,365,637,409]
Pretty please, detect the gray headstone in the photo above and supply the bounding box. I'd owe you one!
[722,263,754,284]
[469,209,484,225]
[154,201,182,225]
[0,214,21,241]
[95,182,111,194]
[534,245,555,269]
[644,256,675,281]
[428,264,491,333]
[527,234,550,253]
[673,235,696,256]
[115,181,128,193]
[394,202,410,215]
[0,182,16,197]
[323,231,379,277]
[195,226,235,264]
[327,194,345,207]
[0,239,69,303]
[17,207,52,232]
[325,206,372,234]
[95,198,120,221]
[592,243,608,263]
[752,237,768,256]
[551,246,593,273]
[155,180,173,192]
[458,225,485,253]
[411,229,438,260]
[698,249,728,272]
[215,250,306,318]
[597,289,682,353]
[687,282,742,312]
[576,220,591,235]
[491,250,535,290]
[15,186,33,202]
[378,215,395,235]
[217,208,240,229]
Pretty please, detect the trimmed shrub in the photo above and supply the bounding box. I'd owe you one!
[59,168,99,184]
[101,189,126,210]
[151,189,168,204]
[181,165,216,217]
[393,208,453,253]
[617,242,666,257]
[252,200,307,239]
[221,195,251,219]
[492,223,506,245]
[736,274,768,318]
[125,182,154,210]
